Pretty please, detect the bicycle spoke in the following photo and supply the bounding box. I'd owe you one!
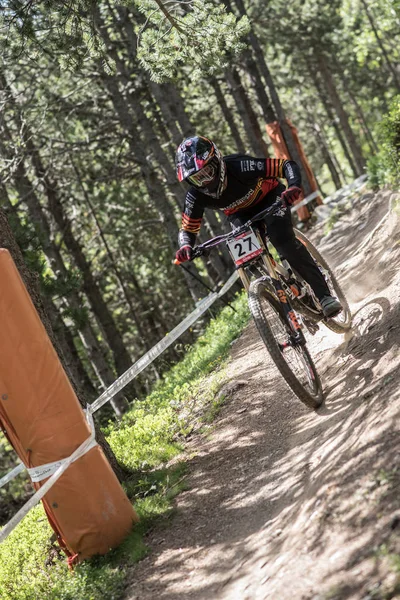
[260,296,319,397]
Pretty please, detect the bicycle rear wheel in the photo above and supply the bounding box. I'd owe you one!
[294,229,352,333]
[248,279,323,410]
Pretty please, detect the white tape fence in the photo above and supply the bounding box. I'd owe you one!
[290,174,368,213]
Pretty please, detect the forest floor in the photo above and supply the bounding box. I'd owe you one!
[125,188,400,600]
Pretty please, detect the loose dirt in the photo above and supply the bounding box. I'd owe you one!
[126,188,400,600]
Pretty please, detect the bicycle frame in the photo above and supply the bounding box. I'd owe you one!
[229,227,306,345]
[176,199,307,345]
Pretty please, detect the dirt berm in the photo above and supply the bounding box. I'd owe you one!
[126,188,400,600]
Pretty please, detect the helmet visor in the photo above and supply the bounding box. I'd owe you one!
[187,162,217,187]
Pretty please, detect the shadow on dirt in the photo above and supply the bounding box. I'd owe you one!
[312,190,392,262]
[129,300,400,599]
[126,195,400,600]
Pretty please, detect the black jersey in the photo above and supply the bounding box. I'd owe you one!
[179,155,301,247]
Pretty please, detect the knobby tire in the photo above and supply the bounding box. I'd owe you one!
[248,280,324,410]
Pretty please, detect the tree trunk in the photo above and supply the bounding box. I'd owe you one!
[0,127,130,416]
[222,0,275,124]
[316,52,366,175]
[242,54,276,124]
[308,64,359,179]
[225,67,269,156]
[72,158,161,362]
[303,108,343,189]
[210,78,246,153]
[163,82,194,139]
[329,54,379,154]
[320,121,350,184]
[149,82,183,148]
[359,0,400,91]
[29,158,133,392]
[316,127,343,190]
[99,70,205,303]
[0,67,134,409]
[46,297,98,401]
[113,4,194,143]
[232,0,313,196]
[347,89,379,153]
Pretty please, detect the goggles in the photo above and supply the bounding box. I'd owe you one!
[187,162,217,187]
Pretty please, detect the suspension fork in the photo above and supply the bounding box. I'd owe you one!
[259,247,306,346]
[237,266,251,291]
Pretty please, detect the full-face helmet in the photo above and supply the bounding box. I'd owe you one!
[175,135,227,198]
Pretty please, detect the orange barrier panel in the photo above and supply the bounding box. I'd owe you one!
[0,249,138,564]
[266,120,322,221]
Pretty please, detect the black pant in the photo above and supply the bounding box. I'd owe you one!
[228,184,330,300]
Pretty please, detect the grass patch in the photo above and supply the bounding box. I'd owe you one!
[370,545,400,599]
[203,392,227,424]
[0,505,125,600]
[106,292,249,471]
[0,466,186,600]
[0,291,249,600]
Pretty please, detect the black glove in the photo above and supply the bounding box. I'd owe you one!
[281,186,302,206]
[175,245,193,264]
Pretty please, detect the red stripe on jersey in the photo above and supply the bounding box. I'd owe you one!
[182,214,202,224]
[181,214,202,233]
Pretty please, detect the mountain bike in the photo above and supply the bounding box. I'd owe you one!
[176,199,351,409]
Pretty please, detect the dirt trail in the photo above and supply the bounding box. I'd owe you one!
[126,189,400,600]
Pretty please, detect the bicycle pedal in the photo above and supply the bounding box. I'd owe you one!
[323,307,343,320]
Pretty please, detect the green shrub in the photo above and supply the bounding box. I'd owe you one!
[0,506,125,600]
[368,95,400,189]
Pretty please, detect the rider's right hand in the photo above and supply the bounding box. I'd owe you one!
[175,245,193,264]
[280,186,302,206]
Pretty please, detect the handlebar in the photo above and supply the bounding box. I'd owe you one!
[174,197,285,265]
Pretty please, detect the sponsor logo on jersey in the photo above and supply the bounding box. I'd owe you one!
[223,187,255,211]
[240,159,257,172]
[285,162,294,179]
[185,197,196,210]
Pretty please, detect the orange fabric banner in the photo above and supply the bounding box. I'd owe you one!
[0,249,138,563]
[266,120,322,221]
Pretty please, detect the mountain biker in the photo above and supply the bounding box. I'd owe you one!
[175,135,342,318]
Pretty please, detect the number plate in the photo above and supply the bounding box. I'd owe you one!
[227,228,263,266]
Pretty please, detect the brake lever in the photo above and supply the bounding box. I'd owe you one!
[174,247,202,266]
[191,247,205,259]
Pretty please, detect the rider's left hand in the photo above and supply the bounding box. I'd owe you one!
[175,245,193,264]
[281,186,302,206]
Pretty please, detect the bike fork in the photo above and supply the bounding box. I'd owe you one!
[270,277,306,346]
[259,249,306,346]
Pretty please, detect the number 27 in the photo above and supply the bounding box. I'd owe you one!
[234,236,253,257]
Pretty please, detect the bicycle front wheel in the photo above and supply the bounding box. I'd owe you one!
[248,279,323,410]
